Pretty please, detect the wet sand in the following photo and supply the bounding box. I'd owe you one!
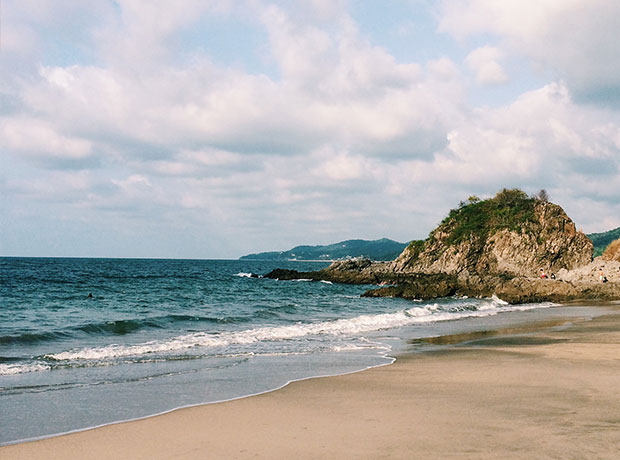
[3,303,620,459]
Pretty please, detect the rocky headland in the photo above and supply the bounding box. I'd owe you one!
[265,189,620,304]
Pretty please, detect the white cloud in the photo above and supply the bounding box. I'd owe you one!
[439,0,620,105]
[427,57,460,81]
[441,82,619,177]
[312,148,368,181]
[419,81,620,228]
[0,117,93,161]
[14,4,458,167]
[95,0,233,69]
[2,1,620,257]
[260,5,422,94]
[465,46,508,85]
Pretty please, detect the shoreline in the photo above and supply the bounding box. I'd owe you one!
[0,296,558,445]
[0,357,397,448]
[3,301,620,459]
[0,300,573,446]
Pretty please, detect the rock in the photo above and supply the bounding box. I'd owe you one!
[263,264,381,285]
[391,191,592,277]
[324,257,373,272]
[602,238,620,262]
[362,274,620,304]
[361,273,459,300]
[263,269,307,280]
[556,256,620,283]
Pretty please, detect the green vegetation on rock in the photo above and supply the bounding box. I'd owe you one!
[435,188,537,246]
[405,239,425,256]
[392,187,592,277]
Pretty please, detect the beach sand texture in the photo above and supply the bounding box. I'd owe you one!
[3,305,620,460]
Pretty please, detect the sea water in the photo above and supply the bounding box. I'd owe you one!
[0,257,560,444]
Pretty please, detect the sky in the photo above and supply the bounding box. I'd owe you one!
[1,0,620,259]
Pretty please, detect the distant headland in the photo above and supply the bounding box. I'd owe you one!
[240,238,407,262]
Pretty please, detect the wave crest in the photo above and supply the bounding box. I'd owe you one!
[43,298,549,363]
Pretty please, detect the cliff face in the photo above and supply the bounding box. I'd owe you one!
[390,189,592,277]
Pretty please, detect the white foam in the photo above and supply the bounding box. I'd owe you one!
[0,363,51,376]
[491,294,509,305]
[331,342,391,352]
[320,280,333,285]
[234,272,255,278]
[44,298,551,363]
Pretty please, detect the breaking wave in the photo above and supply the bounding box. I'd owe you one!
[40,297,550,364]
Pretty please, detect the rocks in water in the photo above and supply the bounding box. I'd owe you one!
[362,273,459,300]
[263,269,311,281]
[264,260,383,284]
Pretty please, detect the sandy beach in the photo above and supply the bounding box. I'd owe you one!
[3,302,620,460]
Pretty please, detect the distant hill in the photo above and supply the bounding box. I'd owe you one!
[587,226,620,257]
[239,238,408,261]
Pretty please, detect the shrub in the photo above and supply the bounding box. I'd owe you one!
[406,240,426,260]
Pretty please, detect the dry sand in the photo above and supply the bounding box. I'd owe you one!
[3,303,620,460]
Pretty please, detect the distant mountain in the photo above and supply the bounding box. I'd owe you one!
[239,238,408,261]
[587,226,620,257]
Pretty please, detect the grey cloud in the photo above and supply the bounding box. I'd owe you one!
[31,155,102,171]
[558,156,619,177]
[357,132,449,161]
[0,93,25,116]
[573,84,620,109]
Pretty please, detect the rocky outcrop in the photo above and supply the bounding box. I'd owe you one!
[264,263,381,284]
[391,190,592,277]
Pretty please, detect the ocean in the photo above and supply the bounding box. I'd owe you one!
[0,257,563,445]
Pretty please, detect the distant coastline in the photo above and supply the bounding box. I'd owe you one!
[239,238,408,262]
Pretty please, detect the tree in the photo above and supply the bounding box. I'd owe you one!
[535,189,550,202]
[494,188,528,207]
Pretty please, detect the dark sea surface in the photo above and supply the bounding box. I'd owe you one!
[0,257,566,444]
